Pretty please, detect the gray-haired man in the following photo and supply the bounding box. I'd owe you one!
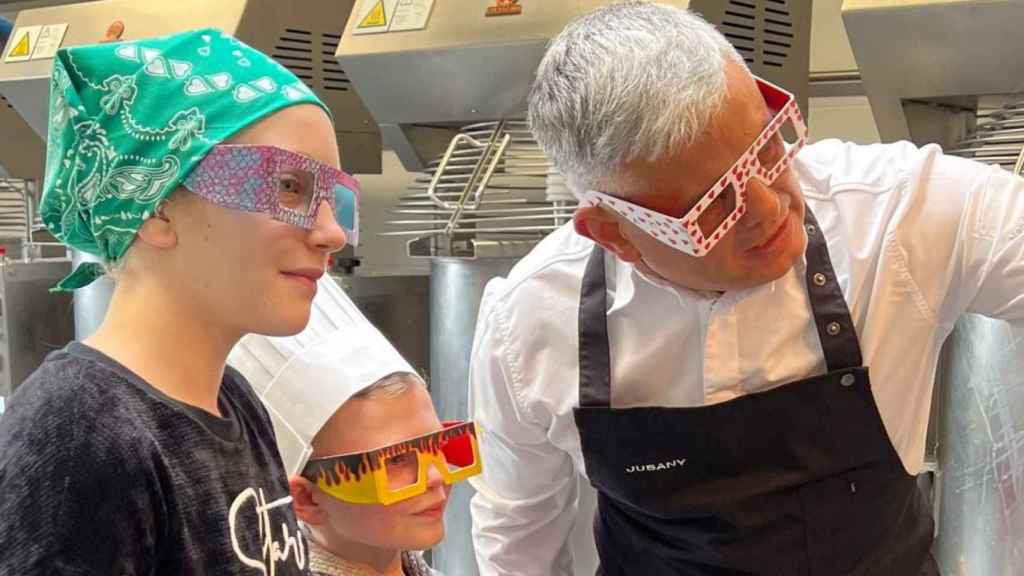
[468,2,1024,575]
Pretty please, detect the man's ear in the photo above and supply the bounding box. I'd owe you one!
[573,204,643,263]
[289,476,329,526]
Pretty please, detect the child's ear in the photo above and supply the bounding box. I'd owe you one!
[289,476,328,526]
[135,211,178,250]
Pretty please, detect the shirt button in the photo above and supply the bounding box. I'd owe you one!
[813,272,827,287]
[826,321,842,336]
[840,373,855,387]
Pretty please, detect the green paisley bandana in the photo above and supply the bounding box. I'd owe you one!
[41,28,330,291]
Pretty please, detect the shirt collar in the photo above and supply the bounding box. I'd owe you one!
[607,251,788,314]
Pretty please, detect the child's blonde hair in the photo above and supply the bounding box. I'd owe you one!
[353,371,426,400]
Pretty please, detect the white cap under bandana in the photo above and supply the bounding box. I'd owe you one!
[228,277,416,476]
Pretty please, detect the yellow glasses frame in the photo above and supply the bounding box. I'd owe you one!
[302,420,482,505]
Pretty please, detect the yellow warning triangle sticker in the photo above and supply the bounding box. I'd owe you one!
[358,0,388,28]
[7,31,31,58]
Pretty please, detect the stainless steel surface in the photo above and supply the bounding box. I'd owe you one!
[338,0,812,172]
[428,257,518,576]
[69,249,110,339]
[0,90,43,179]
[0,257,73,397]
[842,0,1024,146]
[934,315,1024,575]
[0,0,382,174]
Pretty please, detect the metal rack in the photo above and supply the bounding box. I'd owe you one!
[0,177,55,259]
[382,120,576,258]
[0,177,66,260]
[0,178,35,243]
[947,100,1024,174]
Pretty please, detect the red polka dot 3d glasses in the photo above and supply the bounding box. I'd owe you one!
[582,77,807,257]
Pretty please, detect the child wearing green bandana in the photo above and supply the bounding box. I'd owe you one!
[0,28,356,575]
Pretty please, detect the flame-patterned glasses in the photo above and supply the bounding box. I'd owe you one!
[182,144,360,245]
[301,420,482,505]
[582,76,807,257]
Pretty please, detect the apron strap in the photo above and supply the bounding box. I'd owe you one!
[579,246,612,407]
[802,209,863,371]
[576,207,864,408]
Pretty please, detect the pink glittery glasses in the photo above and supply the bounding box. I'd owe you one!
[182,144,360,245]
[582,77,807,256]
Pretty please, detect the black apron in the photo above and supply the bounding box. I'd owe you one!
[573,210,938,575]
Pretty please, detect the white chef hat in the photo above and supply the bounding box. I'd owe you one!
[228,276,417,476]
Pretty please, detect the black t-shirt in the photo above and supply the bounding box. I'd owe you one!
[0,342,310,575]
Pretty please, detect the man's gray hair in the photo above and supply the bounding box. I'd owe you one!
[528,2,742,196]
